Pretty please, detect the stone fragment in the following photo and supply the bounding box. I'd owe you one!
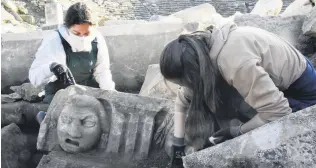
[1,6,16,23]
[140,64,179,99]
[251,0,283,16]
[170,3,221,25]
[1,22,183,93]
[1,123,31,168]
[234,14,316,57]
[281,0,314,17]
[1,0,23,22]
[1,92,22,103]
[303,6,316,37]
[10,83,44,102]
[183,105,316,168]
[37,85,173,160]
[44,1,63,26]
[20,15,35,25]
[1,101,49,125]
[17,4,28,15]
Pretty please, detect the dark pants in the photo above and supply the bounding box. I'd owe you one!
[284,58,316,112]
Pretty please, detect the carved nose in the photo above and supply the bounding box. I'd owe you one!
[68,120,82,138]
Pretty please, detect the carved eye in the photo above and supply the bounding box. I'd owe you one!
[61,116,72,124]
[82,119,96,127]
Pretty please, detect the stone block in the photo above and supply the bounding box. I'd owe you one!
[1,123,31,168]
[281,0,314,17]
[101,19,147,26]
[41,24,61,30]
[1,93,22,103]
[183,105,316,168]
[10,83,44,102]
[37,85,173,160]
[1,22,183,93]
[303,6,316,37]
[97,22,183,92]
[1,101,49,126]
[17,4,28,15]
[1,31,44,93]
[234,14,316,57]
[251,0,283,16]
[140,64,179,99]
[20,15,35,25]
[37,150,169,168]
[44,1,63,25]
[170,3,220,24]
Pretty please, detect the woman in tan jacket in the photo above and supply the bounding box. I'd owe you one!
[160,22,316,167]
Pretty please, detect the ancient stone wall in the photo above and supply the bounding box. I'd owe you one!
[96,0,295,20]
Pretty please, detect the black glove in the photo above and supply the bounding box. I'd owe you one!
[210,126,242,145]
[170,145,185,168]
[50,63,74,86]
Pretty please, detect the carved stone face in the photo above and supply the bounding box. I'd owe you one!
[57,105,102,153]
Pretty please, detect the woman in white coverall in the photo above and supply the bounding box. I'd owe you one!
[29,2,115,123]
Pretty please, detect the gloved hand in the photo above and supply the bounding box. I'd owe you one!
[50,62,74,86]
[170,145,185,168]
[209,119,243,145]
[170,137,185,168]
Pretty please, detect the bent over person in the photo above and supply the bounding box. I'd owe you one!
[159,22,316,167]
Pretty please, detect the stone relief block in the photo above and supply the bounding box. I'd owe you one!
[37,85,173,159]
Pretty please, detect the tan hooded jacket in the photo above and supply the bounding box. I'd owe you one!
[176,22,306,132]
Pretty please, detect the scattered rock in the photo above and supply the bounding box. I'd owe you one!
[183,105,316,168]
[98,17,110,26]
[17,4,28,15]
[170,3,219,24]
[1,123,31,168]
[1,93,22,103]
[1,101,49,126]
[281,0,314,17]
[20,15,35,25]
[10,83,44,102]
[303,6,316,37]
[2,0,23,22]
[234,14,316,57]
[1,6,16,23]
[1,22,38,34]
[251,0,283,16]
[140,64,179,99]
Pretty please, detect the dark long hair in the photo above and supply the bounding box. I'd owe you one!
[160,30,220,149]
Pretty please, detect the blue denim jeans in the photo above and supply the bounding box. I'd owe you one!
[283,58,316,112]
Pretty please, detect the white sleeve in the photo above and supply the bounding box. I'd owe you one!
[28,32,65,86]
[93,33,116,90]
